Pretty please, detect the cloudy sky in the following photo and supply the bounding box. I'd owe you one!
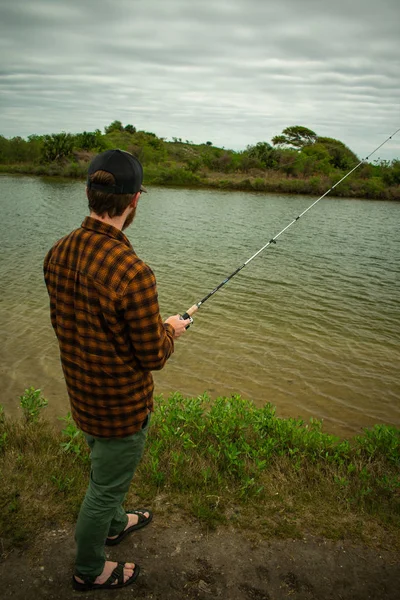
[1,0,399,160]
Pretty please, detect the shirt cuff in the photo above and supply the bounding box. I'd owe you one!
[163,322,175,337]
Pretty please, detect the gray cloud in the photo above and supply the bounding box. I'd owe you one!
[0,0,399,159]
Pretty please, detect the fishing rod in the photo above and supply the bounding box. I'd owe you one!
[181,127,400,325]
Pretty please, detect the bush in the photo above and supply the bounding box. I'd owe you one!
[19,387,48,423]
[150,166,202,186]
[41,133,74,163]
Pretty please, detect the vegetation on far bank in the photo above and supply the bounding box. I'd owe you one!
[0,388,399,556]
[1,122,399,200]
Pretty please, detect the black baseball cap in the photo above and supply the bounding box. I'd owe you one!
[87,149,147,194]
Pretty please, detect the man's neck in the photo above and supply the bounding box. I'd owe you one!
[89,211,125,231]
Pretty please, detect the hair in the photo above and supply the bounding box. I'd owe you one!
[87,170,134,218]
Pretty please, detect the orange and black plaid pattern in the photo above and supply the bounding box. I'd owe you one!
[44,216,175,437]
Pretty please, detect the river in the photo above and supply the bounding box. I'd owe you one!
[0,175,399,437]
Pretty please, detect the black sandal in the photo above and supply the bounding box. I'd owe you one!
[72,561,140,591]
[106,508,153,546]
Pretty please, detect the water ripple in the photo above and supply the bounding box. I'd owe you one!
[0,176,399,435]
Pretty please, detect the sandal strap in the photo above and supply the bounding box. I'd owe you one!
[104,562,125,586]
[133,510,148,524]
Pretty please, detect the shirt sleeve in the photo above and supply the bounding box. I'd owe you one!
[120,262,175,371]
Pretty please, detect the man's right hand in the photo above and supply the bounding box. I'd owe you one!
[165,314,192,339]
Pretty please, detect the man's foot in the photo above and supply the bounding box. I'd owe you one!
[73,561,140,591]
[106,509,153,546]
[107,510,150,539]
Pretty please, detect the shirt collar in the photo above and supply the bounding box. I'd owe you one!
[81,216,133,249]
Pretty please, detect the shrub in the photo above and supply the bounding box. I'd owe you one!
[19,387,48,423]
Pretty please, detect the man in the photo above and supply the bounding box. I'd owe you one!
[44,149,191,591]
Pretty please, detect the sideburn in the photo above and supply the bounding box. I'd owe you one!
[122,206,136,231]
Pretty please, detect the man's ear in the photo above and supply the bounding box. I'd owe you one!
[131,192,140,208]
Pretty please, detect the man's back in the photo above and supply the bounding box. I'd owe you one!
[44,216,174,438]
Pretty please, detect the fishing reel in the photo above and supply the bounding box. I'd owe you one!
[180,312,194,329]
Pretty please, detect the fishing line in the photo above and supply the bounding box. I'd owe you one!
[181,127,400,324]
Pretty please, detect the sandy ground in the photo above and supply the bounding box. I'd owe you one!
[0,515,399,600]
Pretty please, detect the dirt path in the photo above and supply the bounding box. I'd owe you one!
[1,515,399,599]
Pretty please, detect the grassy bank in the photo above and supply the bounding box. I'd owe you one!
[1,123,400,200]
[1,161,400,200]
[0,391,399,554]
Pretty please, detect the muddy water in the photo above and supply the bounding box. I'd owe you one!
[0,175,399,436]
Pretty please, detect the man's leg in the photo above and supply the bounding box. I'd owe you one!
[107,415,150,538]
[74,419,149,580]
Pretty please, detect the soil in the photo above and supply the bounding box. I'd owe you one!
[0,514,399,600]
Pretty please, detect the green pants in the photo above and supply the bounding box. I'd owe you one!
[74,415,150,579]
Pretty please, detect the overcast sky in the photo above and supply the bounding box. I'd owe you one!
[0,0,399,160]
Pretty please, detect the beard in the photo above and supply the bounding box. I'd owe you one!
[122,206,136,231]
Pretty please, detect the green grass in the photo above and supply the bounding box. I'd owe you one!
[0,391,399,553]
[2,124,400,199]
[1,161,400,200]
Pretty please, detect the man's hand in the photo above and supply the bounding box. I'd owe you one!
[165,314,191,339]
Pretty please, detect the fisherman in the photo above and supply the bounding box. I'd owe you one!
[44,149,191,591]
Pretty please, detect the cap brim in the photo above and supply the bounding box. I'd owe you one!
[140,185,147,193]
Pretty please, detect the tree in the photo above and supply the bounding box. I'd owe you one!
[206,141,213,146]
[380,159,400,186]
[124,124,136,134]
[26,134,44,162]
[41,133,74,162]
[0,135,8,163]
[315,137,358,170]
[247,142,277,168]
[75,131,99,151]
[272,126,317,149]
[104,120,124,134]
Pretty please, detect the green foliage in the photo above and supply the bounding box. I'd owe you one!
[354,425,400,465]
[379,159,400,185]
[237,149,262,172]
[0,135,43,164]
[104,120,124,134]
[148,165,202,186]
[124,124,136,134]
[146,393,399,509]
[0,392,399,550]
[19,387,48,423]
[8,136,31,162]
[251,177,267,191]
[316,137,359,169]
[0,122,398,200]
[272,125,317,149]
[50,473,75,493]
[74,130,104,151]
[41,132,74,162]
[301,143,335,175]
[247,142,278,168]
[59,412,88,461]
[358,176,386,199]
[0,431,7,452]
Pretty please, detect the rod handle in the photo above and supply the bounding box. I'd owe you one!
[184,304,199,317]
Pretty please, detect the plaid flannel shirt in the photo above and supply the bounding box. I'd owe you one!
[44,216,175,437]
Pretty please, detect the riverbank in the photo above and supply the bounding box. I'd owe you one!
[1,161,400,200]
[2,123,400,200]
[1,391,399,557]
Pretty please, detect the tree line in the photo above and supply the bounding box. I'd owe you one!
[0,122,399,199]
